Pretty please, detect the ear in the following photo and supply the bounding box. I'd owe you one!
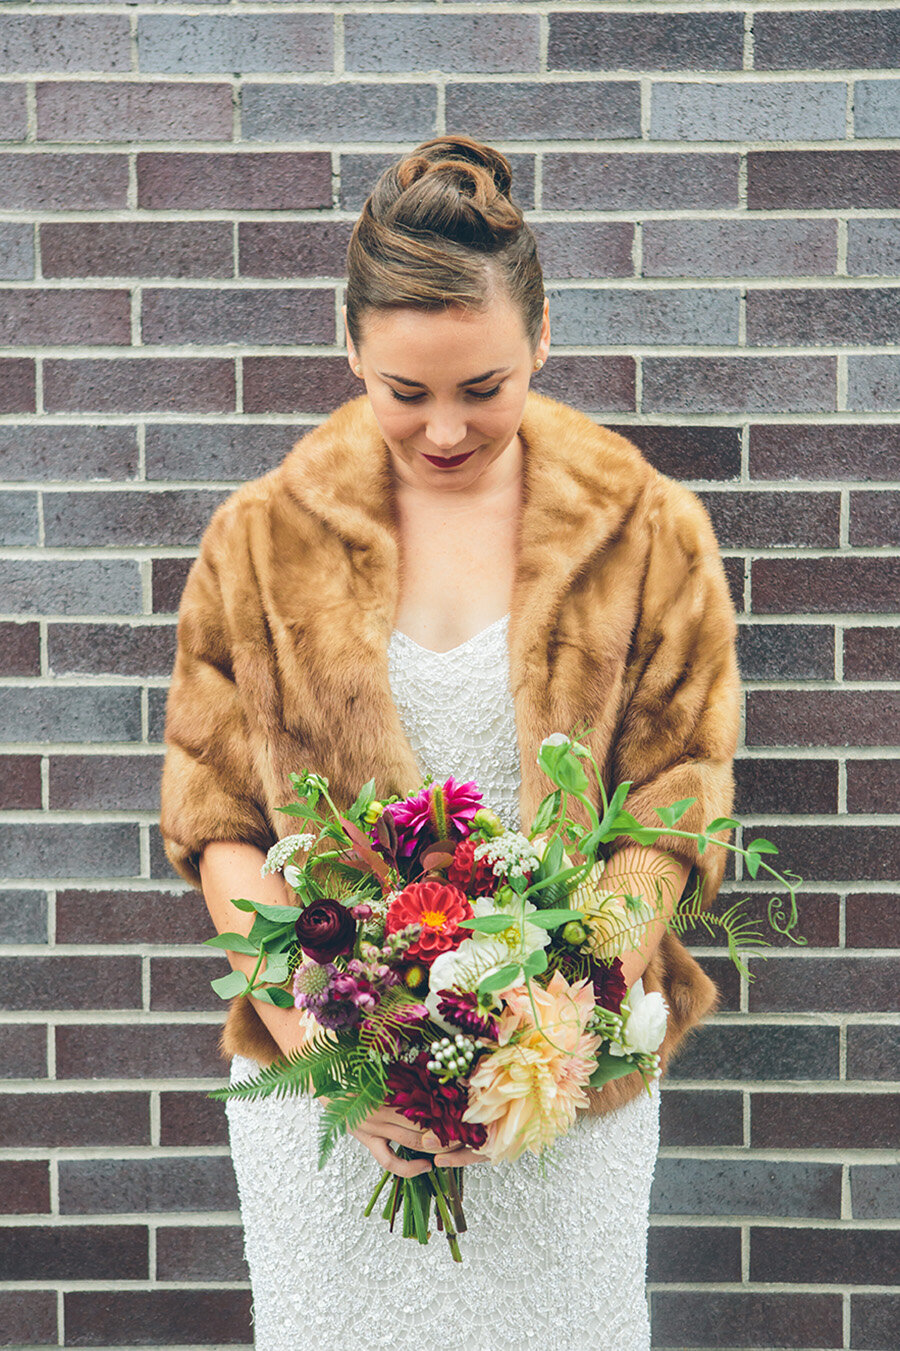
[537,296,551,366]
[342,305,359,372]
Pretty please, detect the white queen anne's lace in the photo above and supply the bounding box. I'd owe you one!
[224,615,659,1350]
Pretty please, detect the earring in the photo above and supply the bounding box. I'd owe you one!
[534,358,544,370]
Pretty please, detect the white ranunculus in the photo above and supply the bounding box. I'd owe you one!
[618,979,668,1054]
[470,897,550,959]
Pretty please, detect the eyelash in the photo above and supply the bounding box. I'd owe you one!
[388,384,502,404]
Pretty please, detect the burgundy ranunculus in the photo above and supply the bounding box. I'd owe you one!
[294,899,356,964]
[591,956,627,1014]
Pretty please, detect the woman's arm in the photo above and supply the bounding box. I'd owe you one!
[600,843,692,989]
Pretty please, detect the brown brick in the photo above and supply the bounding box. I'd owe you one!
[759,825,899,884]
[669,1023,837,1083]
[844,627,900,680]
[755,11,900,69]
[658,1089,743,1146]
[0,955,141,1011]
[56,889,205,945]
[243,357,365,415]
[0,1292,56,1345]
[543,152,739,210]
[752,1093,899,1149]
[746,690,899,748]
[239,221,354,278]
[531,356,635,413]
[652,1292,842,1348]
[0,1091,148,1147]
[0,288,131,346]
[846,893,900,950]
[49,754,163,812]
[852,1295,900,1351]
[0,425,138,481]
[44,358,235,414]
[700,490,840,548]
[150,955,226,1012]
[59,1155,237,1216]
[548,11,742,71]
[42,221,233,280]
[643,356,836,414]
[151,557,194,614]
[846,760,900,816]
[0,622,40,676]
[159,1090,230,1147]
[648,1225,742,1284]
[138,151,332,210]
[752,557,900,614]
[65,1289,252,1345]
[752,1226,900,1286]
[605,425,741,481]
[850,491,900,547]
[37,81,232,143]
[0,1025,47,1079]
[0,357,35,412]
[48,622,176,676]
[737,625,835,680]
[142,287,334,346]
[0,15,131,73]
[747,288,900,347]
[748,151,900,210]
[55,1023,225,1080]
[0,1161,50,1215]
[749,955,900,1013]
[847,1026,900,1081]
[156,1225,247,1281]
[0,153,128,210]
[723,556,745,612]
[0,1224,147,1281]
[749,423,900,482]
[530,221,634,279]
[0,754,41,811]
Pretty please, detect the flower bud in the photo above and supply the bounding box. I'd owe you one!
[363,800,384,826]
[471,808,505,838]
[562,920,588,946]
[404,963,427,991]
[350,903,374,921]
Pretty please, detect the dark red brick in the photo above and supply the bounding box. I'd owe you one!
[0,1224,147,1281]
[700,490,840,548]
[138,151,332,210]
[699,889,839,950]
[850,491,900,547]
[0,1161,50,1214]
[531,356,635,412]
[737,625,835,680]
[668,1023,838,1083]
[159,1091,229,1147]
[0,153,128,210]
[243,357,369,415]
[37,81,232,143]
[59,1156,237,1216]
[530,221,634,279]
[42,221,234,279]
[749,423,900,482]
[548,11,742,70]
[49,754,163,812]
[0,955,141,1012]
[746,690,900,748]
[0,1025,47,1079]
[44,359,235,414]
[0,754,41,810]
[0,288,130,346]
[239,220,354,277]
[643,356,836,414]
[44,488,226,547]
[723,556,745,612]
[64,1289,252,1345]
[748,151,900,210]
[0,358,35,413]
[56,889,206,945]
[543,152,739,210]
[846,760,900,815]
[750,956,900,1014]
[752,557,900,614]
[150,955,225,1012]
[652,1291,842,1347]
[0,1292,56,1345]
[606,425,741,481]
[752,1226,900,1286]
[48,622,176,677]
[648,1224,741,1284]
[847,1026,900,1081]
[0,1091,148,1147]
[757,825,899,883]
[852,1295,900,1351]
[142,287,334,346]
[755,11,900,69]
[752,1093,899,1149]
[55,1023,225,1080]
[156,1225,247,1281]
[844,627,900,680]
[152,557,194,614]
[0,622,39,676]
[846,893,900,950]
[747,288,900,347]
[658,1089,743,1146]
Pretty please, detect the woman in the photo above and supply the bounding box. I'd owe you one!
[160,135,740,1350]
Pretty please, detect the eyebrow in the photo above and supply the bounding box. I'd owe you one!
[377,367,511,388]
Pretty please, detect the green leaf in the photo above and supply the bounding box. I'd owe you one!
[526,907,576,930]
[202,932,260,956]
[509,872,528,895]
[555,754,589,794]
[458,914,515,934]
[706,816,741,834]
[530,790,561,837]
[248,901,303,923]
[228,897,256,913]
[521,947,548,978]
[540,834,564,878]
[747,837,779,855]
[696,835,708,855]
[745,851,761,879]
[602,810,662,846]
[277,802,314,818]
[477,962,522,995]
[588,1052,640,1088]
[252,986,294,1008]
[259,958,290,986]
[654,797,697,829]
[348,777,377,823]
[596,781,632,840]
[210,968,250,999]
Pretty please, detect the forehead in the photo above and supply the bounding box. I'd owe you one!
[359,296,529,357]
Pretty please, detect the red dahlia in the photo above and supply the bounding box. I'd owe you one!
[436,989,499,1041]
[447,838,499,896]
[385,880,472,965]
[385,1052,487,1150]
[591,956,627,1014]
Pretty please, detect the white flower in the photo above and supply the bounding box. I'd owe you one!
[471,898,550,959]
[260,833,315,877]
[614,979,668,1056]
[473,829,542,882]
[283,864,303,891]
[424,938,517,1029]
[541,733,571,749]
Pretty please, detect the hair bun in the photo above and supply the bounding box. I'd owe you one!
[380,136,521,248]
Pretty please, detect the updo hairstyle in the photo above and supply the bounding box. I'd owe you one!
[345,135,545,355]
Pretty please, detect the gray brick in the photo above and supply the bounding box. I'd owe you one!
[49,754,163,812]
[141,287,334,347]
[0,224,33,280]
[643,219,836,278]
[0,687,141,743]
[0,955,141,1011]
[0,824,140,880]
[0,559,141,615]
[243,83,437,142]
[848,1025,900,1081]
[0,15,131,73]
[0,891,48,944]
[543,152,738,210]
[138,14,332,73]
[345,15,539,72]
[737,624,835,680]
[854,81,900,139]
[848,220,900,275]
[755,11,900,70]
[36,81,233,144]
[447,81,640,141]
[59,1156,238,1215]
[0,84,25,141]
[851,1166,900,1220]
[651,1159,842,1219]
[0,491,38,545]
[667,1024,838,1082]
[0,426,138,482]
[43,489,228,547]
[848,356,900,411]
[643,357,836,413]
[145,423,307,482]
[531,222,633,280]
[156,1225,247,1282]
[549,11,743,72]
[699,489,840,548]
[148,688,169,744]
[48,623,176,677]
[547,286,738,347]
[650,81,847,143]
[0,153,128,211]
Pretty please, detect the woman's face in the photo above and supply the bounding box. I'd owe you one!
[344,290,550,493]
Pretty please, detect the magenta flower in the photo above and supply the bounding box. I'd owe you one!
[385,777,483,859]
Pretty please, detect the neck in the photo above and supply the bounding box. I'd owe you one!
[392,434,524,516]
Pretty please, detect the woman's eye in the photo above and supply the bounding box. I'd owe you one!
[388,384,502,403]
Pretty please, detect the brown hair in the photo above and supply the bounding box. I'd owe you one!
[345,135,545,354]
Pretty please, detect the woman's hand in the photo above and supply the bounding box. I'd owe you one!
[349,1106,486,1174]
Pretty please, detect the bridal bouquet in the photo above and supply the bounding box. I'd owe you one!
[207,733,801,1261]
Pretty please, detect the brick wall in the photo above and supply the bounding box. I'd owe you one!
[0,3,897,1348]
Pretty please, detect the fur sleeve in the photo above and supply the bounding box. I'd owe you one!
[158,503,274,889]
[611,477,741,908]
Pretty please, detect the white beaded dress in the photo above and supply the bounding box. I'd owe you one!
[225,615,660,1351]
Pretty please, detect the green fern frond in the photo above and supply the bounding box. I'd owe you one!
[208,1033,356,1104]
[670,896,770,980]
[317,1062,387,1168]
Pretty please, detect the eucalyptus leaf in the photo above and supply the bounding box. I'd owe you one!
[526,907,577,930]
[248,901,303,923]
[588,1052,640,1088]
[458,914,515,934]
[252,986,294,1008]
[210,968,251,999]
[203,932,260,956]
[521,947,548,977]
[477,962,522,995]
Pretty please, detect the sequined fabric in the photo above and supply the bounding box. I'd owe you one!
[224,616,659,1350]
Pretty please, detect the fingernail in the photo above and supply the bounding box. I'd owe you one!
[422,1132,440,1149]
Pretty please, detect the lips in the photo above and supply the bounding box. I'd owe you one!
[421,450,476,469]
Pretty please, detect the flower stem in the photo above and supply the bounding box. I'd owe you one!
[363,1167,392,1218]
[428,1170,462,1263]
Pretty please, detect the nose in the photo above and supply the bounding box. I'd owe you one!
[424,408,467,451]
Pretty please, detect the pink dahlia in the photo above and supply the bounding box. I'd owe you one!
[385,1052,487,1150]
[385,880,472,965]
[384,777,482,859]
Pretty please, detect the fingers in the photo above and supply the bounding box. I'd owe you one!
[350,1128,432,1177]
[435,1146,488,1167]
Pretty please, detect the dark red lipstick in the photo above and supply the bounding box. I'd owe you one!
[421,450,476,469]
